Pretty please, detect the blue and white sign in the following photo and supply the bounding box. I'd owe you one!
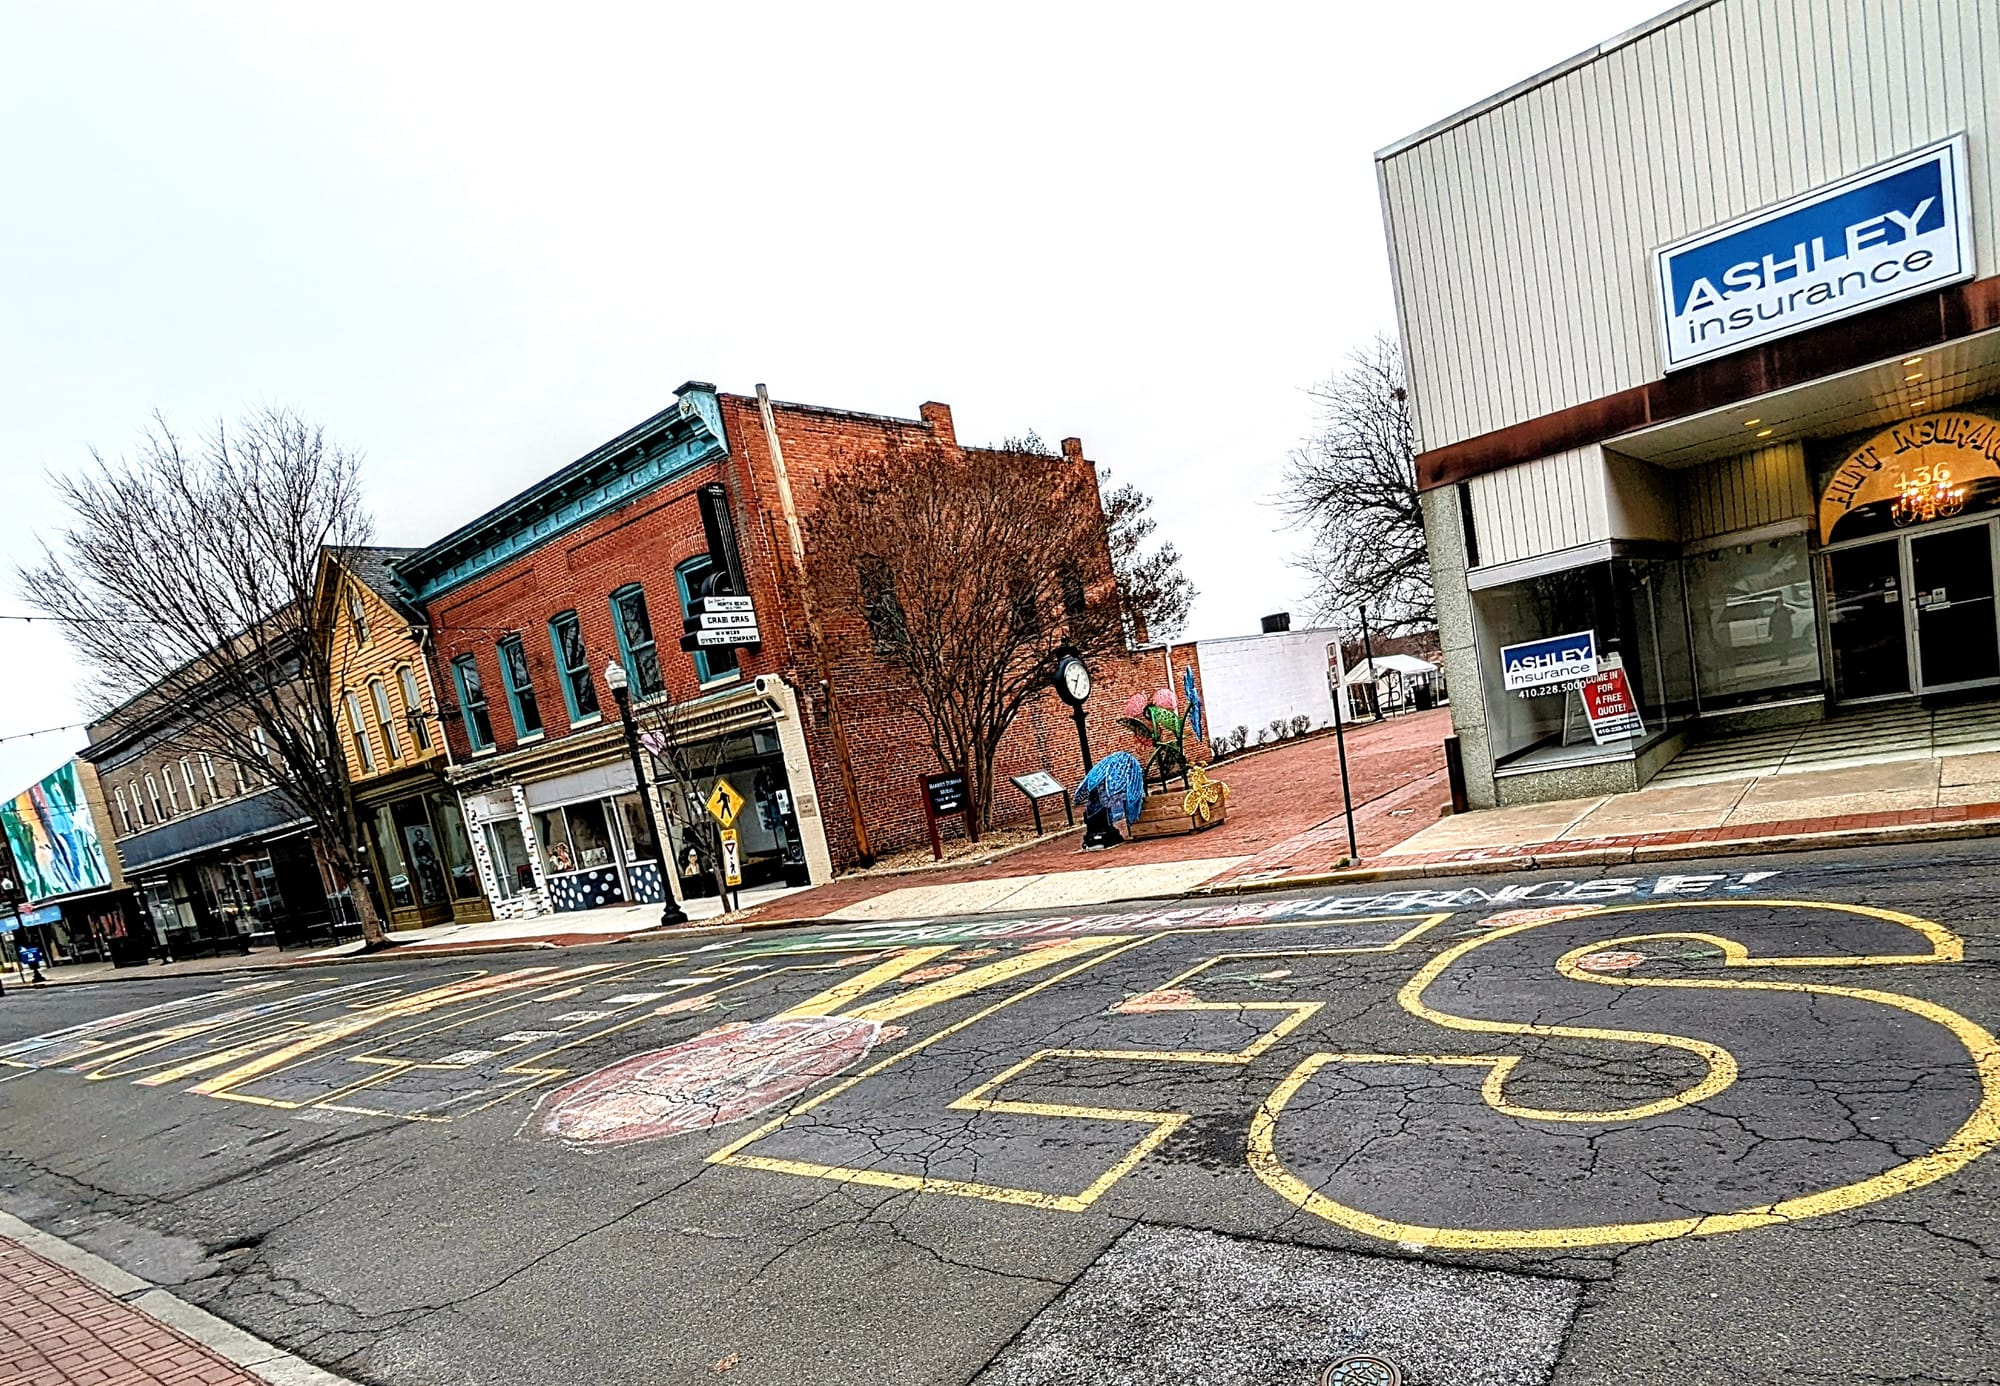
[1654,136,1973,371]
[1501,629,1598,693]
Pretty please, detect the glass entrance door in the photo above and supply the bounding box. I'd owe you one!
[1826,541,1910,701]
[1909,524,2000,691]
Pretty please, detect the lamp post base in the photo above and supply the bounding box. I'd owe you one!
[1080,808,1123,850]
[659,901,690,927]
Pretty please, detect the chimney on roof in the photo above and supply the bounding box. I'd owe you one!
[1060,437,1084,463]
[919,402,955,447]
[1261,612,1291,633]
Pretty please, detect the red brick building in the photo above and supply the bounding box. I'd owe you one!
[392,383,1203,918]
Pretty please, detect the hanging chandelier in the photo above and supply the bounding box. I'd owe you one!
[1889,463,1966,527]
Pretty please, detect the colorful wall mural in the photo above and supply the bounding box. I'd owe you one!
[2,761,112,903]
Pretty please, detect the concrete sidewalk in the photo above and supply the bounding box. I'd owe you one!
[1201,751,2000,890]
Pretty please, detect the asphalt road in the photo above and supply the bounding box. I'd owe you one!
[4,840,2000,1386]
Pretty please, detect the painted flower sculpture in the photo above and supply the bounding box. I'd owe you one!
[1072,751,1147,831]
[1182,764,1229,826]
[1119,687,1191,787]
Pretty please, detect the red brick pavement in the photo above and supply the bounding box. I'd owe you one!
[739,711,1456,922]
[0,1237,264,1386]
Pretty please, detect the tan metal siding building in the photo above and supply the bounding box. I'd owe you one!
[1379,0,2000,806]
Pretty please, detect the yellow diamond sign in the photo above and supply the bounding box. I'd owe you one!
[706,777,746,828]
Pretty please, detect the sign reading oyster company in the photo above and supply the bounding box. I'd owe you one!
[1500,630,1598,694]
[1655,136,1972,371]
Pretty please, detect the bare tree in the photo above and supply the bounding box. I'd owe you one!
[1099,468,1196,641]
[636,699,738,909]
[17,408,390,945]
[1278,335,1434,633]
[810,434,1128,828]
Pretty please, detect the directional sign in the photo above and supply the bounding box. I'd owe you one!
[719,828,743,886]
[706,778,745,827]
[705,596,754,614]
[696,629,756,647]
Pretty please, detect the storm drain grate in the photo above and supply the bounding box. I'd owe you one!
[976,1225,1579,1386]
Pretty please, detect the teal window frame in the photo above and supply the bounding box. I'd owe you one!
[547,611,601,724]
[452,654,495,751]
[675,556,739,683]
[609,584,665,698]
[496,635,543,739]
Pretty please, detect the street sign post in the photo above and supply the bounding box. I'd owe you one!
[706,778,745,828]
[720,828,743,887]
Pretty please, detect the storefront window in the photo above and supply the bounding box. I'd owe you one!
[372,804,415,908]
[484,818,535,899]
[392,798,449,906]
[1684,533,1822,709]
[434,799,483,901]
[534,807,576,874]
[1473,557,1695,769]
[613,791,657,865]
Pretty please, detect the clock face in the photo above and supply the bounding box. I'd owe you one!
[1061,657,1091,702]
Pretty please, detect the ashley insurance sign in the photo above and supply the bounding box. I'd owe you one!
[1654,136,1973,371]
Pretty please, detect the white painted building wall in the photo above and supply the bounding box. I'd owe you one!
[1377,0,2000,454]
[1194,629,1345,743]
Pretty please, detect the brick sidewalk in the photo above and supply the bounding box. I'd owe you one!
[0,1236,263,1386]
[736,710,1455,923]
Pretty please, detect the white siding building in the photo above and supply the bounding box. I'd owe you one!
[1379,0,2000,806]
[1195,627,1346,747]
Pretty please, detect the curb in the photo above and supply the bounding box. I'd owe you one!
[0,1210,356,1386]
[1191,814,2000,895]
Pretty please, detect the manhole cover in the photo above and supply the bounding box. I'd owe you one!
[1322,1355,1403,1386]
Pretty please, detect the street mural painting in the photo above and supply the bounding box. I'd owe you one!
[6,883,1996,1253]
[1249,901,2000,1250]
[534,937,1120,1146]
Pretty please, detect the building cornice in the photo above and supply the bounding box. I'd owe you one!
[391,383,729,605]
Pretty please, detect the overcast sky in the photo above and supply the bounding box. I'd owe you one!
[0,0,1668,797]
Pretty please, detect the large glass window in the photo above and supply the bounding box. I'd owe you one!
[676,557,739,682]
[1472,557,1695,768]
[534,799,617,874]
[610,585,665,697]
[433,798,483,901]
[1685,533,1823,709]
[372,804,415,909]
[613,791,657,865]
[497,635,543,738]
[454,655,494,750]
[393,798,448,906]
[483,818,535,899]
[548,611,601,723]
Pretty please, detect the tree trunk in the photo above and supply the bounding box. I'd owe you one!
[325,837,387,947]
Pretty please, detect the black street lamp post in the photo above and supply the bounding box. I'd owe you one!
[604,659,689,927]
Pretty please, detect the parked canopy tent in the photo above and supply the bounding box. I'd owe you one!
[1342,653,1443,716]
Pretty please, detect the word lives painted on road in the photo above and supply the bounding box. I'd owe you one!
[1655,135,1973,369]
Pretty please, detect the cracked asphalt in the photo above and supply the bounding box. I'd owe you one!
[4,839,2000,1385]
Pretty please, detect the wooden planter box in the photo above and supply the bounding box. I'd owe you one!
[1126,792,1228,840]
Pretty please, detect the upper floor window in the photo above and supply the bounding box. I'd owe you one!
[453,654,495,750]
[397,665,433,752]
[858,556,906,654]
[201,753,222,801]
[497,635,543,738]
[129,780,147,826]
[145,774,164,822]
[610,585,665,698]
[548,611,601,723]
[675,557,738,682]
[369,678,402,762]
[250,726,271,786]
[346,585,370,645]
[344,690,378,773]
[180,758,200,810]
[162,767,180,815]
[113,786,133,834]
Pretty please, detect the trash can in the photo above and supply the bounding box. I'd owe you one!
[1414,682,1435,711]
